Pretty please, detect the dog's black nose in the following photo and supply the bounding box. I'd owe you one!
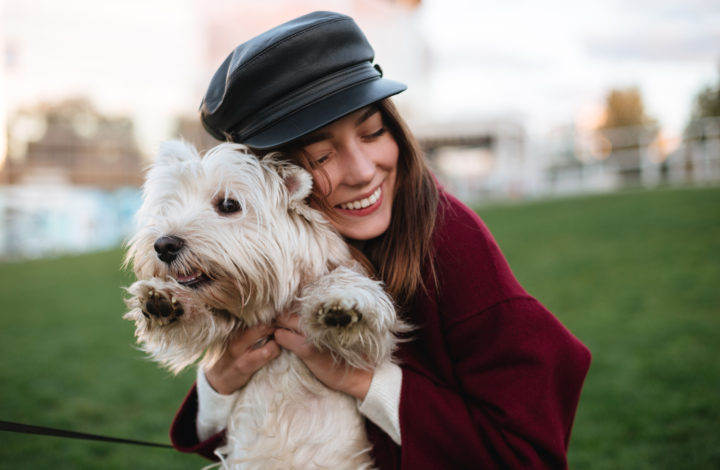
[154,236,184,264]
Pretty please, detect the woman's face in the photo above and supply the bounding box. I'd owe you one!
[301,106,399,240]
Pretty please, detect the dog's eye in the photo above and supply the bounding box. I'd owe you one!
[217,198,241,214]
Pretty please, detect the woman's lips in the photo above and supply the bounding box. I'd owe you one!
[335,186,383,216]
[338,187,382,210]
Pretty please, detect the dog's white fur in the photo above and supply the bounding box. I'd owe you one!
[124,141,405,469]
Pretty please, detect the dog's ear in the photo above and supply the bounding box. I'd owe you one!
[263,153,314,207]
[283,166,313,205]
[156,140,201,165]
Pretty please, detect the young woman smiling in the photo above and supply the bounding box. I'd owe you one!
[170,11,591,470]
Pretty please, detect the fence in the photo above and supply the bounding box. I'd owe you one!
[545,117,720,196]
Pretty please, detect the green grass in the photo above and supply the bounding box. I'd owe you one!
[1,186,718,469]
[0,251,204,469]
[477,186,720,470]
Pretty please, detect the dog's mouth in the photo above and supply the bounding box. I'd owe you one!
[174,270,210,288]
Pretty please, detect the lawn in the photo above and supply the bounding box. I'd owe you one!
[1,185,718,469]
[0,251,205,469]
[477,186,720,470]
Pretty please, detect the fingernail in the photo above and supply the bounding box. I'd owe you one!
[251,335,272,350]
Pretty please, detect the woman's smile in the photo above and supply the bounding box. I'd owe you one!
[337,186,383,213]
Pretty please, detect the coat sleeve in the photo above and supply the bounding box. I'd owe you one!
[169,383,225,461]
[399,297,591,469]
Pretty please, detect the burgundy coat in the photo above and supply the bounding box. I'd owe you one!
[170,190,591,469]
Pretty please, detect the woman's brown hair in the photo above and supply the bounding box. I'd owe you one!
[254,98,439,308]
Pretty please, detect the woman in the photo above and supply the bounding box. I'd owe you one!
[170,11,591,469]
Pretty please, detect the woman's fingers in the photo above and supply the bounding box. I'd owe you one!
[227,324,276,355]
[232,325,280,368]
[205,324,280,394]
[275,312,301,332]
[251,313,374,400]
[244,338,281,368]
[274,323,373,400]
[274,312,314,355]
[274,325,313,356]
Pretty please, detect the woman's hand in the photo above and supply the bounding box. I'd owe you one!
[274,312,373,400]
[204,325,280,395]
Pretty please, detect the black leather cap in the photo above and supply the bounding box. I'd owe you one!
[200,11,407,149]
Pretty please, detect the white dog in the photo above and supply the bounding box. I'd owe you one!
[123,141,405,469]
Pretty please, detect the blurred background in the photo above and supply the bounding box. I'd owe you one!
[1,0,718,469]
[1,0,719,259]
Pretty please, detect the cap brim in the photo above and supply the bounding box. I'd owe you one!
[243,78,407,149]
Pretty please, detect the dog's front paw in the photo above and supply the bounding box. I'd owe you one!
[299,265,402,368]
[129,281,185,326]
[304,298,381,368]
[318,302,362,328]
[143,287,184,323]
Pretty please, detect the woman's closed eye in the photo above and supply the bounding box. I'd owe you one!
[312,153,331,166]
[304,143,333,167]
[363,127,387,141]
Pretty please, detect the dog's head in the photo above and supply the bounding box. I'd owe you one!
[126,140,323,317]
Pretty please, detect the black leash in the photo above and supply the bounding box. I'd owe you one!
[0,419,173,449]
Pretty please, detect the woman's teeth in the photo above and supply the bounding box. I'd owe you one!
[339,187,381,210]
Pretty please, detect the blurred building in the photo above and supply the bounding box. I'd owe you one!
[174,115,221,154]
[1,98,144,188]
[413,119,530,201]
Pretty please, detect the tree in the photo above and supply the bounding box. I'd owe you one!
[600,87,656,129]
[596,87,659,185]
[691,76,720,119]
[685,72,720,145]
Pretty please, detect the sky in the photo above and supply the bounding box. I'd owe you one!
[2,0,719,157]
[415,0,720,135]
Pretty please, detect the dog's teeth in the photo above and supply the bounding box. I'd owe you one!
[171,296,177,305]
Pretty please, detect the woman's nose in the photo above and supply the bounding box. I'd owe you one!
[341,143,375,186]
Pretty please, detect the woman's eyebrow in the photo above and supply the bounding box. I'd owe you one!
[302,107,380,146]
[302,131,332,146]
[355,107,379,126]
